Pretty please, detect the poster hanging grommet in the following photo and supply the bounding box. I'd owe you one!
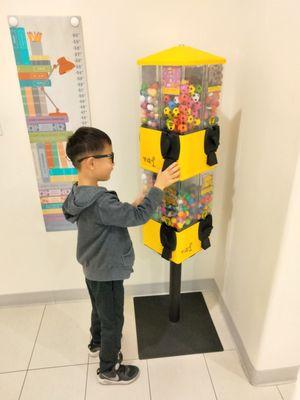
[70,17,80,27]
[8,16,18,27]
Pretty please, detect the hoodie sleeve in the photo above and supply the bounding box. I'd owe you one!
[97,187,164,227]
[62,194,77,223]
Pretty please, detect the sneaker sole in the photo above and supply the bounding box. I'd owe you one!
[89,349,100,357]
[97,370,140,385]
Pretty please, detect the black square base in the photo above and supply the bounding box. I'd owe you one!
[133,292,223,359]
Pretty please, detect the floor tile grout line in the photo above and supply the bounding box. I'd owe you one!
[18,304,46,400]
[84,355,89,400]
[146,360,153,400]
[27,362,90,372]
[276,385,286,400]
[203,353,219,400]
[0,369,27,375]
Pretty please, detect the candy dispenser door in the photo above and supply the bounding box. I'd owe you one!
[140,66,161,130]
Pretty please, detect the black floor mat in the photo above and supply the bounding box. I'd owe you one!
[133,292,223,359]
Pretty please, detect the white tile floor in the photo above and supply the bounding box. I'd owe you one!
[0,291,296,400]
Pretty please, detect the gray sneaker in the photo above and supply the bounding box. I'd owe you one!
[97,364,139,385]
[88,340,101,357]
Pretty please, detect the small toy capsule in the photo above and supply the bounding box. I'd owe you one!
[177,123,188,133]
[141,82,148,91]
[179,94,189,104]
[177,222,184,230]
[195,84,203,94]
[147,104,154,111]
[164,95,171,103]
[180,84,188,94]
[178,114,188,124]
[179,104,188,114]
[164,107,171,116]
[140,95,146,103]
[147,96,154,104]
[187,115,194,124]
[209,117,216,125]
[148,88,157,97]
[174,96,180,104]
[172,107,180,117]
[188,85,196,95]
[168,101,176,109]
[166,119,175,131]
[194,118,201,126]
[192,93,200,102]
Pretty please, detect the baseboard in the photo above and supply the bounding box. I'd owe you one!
[0,278,298,386]
[0,288,89,307]
[211,280,299,386]
[0,279,215,307]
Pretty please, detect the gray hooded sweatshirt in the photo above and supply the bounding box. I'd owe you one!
[62,182,163,281]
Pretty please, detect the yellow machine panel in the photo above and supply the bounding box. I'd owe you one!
[142,219,202,264]
[140,127,215,180]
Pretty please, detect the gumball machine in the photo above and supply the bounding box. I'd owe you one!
[135,46,226,358]
[139,45,225,267]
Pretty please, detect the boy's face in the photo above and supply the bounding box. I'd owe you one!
[93,143,114,182]
[79,143,114,183]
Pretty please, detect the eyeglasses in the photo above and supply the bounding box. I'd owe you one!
[77,152,114,164]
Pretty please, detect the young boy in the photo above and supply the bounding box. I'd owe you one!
[62,126,180,385]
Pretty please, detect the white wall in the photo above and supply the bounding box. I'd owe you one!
[0,0,240,295]
[214,0,300,372]
[0,0,299,377]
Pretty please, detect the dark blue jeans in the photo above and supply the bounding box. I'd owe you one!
[85,278,124,373]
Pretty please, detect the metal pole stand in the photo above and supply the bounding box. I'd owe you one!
[169,261,182,322]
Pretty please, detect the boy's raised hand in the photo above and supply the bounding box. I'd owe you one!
[154,162,180,191]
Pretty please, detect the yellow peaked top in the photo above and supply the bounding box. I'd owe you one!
[137,45,226,66]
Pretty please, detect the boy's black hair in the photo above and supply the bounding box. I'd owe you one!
[66,126,112,169]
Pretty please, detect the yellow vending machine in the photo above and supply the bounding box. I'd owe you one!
[134,45,226,359]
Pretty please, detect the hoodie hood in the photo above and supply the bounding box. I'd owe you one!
[62,182,106,223]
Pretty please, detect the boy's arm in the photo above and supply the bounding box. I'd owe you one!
[97,187,163,227]
[131,190,146,207]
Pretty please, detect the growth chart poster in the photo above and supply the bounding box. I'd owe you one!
[8,15,91,231]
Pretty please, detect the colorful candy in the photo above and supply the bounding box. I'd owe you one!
[140,64,223,133]
[142,171,214,231]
